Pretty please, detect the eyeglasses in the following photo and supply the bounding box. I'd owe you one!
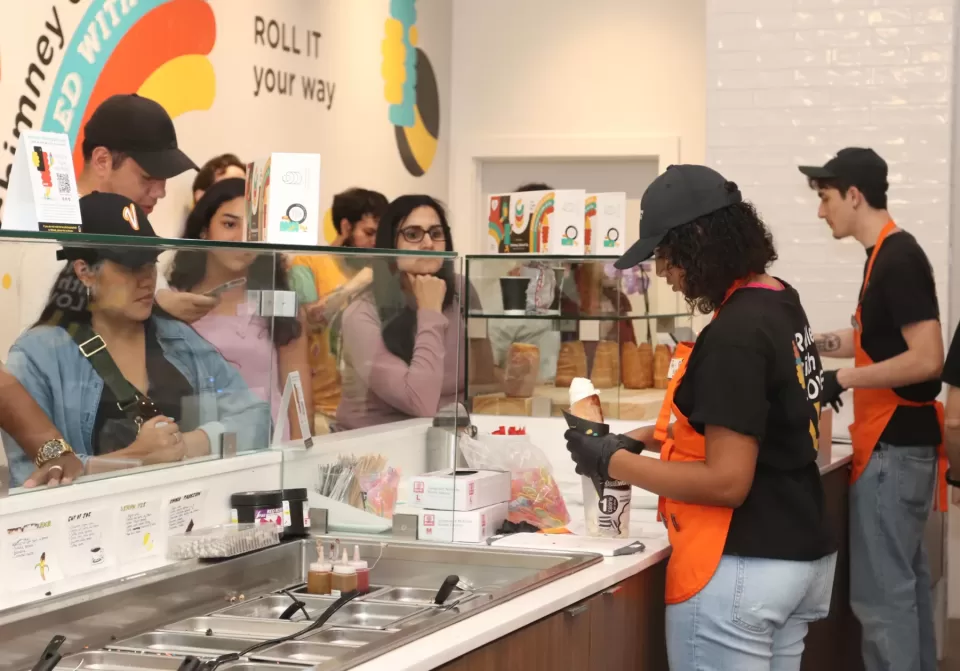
[398,226,445,244]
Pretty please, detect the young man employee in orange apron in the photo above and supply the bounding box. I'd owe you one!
[566,165,836,671]
[800,148,945,671]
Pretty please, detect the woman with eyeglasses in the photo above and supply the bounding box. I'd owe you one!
[335,195,476,429]
[166,178,312,440]
[1,193,270,488]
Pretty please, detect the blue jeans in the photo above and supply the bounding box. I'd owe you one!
[666,552,837,671]
[850,444,937,671]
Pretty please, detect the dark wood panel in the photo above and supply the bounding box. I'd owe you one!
[589,560,668,671]
[438,600,591,671]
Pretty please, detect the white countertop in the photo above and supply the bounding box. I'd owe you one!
[351,445,854,671]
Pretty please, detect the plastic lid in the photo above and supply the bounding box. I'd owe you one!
[568,378,598,405]
[333,563,356,576]
[310,561,332,572]
[230,490,282,507]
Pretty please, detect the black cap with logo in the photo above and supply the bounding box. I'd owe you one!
[82,94,199,179]
[798,147,888,194]
[58,192,162,268]
[615,164,743,270]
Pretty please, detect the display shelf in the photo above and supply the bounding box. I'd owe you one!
[463,254,692,419]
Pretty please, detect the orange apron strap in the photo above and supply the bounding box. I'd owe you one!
[935,401,948,512]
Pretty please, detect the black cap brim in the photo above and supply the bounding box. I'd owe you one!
[798,165,836,179]
[614,233,663,270]
[129,148,199,180]
[59,247,161,269]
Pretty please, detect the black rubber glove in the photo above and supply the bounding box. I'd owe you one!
[821,370,845,413]
[564,429,646,482]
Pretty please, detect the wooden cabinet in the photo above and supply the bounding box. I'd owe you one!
[438,564,667,671]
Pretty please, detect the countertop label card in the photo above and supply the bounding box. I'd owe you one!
[167,490,206,534]
[3,131,81,232]
[2,517,64,591]
[65,508,114,575]
[119,499,161,560]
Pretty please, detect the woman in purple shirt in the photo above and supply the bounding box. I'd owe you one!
[166,178,312,440]
[336,195,475,430]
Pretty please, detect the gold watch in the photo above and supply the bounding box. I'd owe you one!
[35,438,74,467]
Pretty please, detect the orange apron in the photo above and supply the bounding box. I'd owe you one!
[849,221,948,511]
[654,279,767,604]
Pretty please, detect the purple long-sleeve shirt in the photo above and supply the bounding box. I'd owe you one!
[336,287,471,430]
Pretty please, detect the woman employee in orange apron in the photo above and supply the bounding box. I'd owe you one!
[566,165,838,671]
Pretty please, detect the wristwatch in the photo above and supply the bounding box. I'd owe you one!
[35,438,74,467]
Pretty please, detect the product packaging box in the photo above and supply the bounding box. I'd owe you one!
[585,192,627,255]
[409,469,511,512]
[418,501,509,543]
[487,190,586,255]
[245,153,321,245]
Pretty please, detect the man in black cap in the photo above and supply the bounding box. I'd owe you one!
[801,148,943,671]
[77,94,198,215]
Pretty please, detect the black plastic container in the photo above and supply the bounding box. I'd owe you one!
[281,488,310,538]
[230,491,283,528]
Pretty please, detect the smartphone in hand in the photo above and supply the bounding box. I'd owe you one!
[203,278,247,298]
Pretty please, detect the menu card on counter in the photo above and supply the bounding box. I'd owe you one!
[166,490,206,534]
[64,508,114,576]
[1,516,64,591]
[3,130,81,232]
[118,499,161,560]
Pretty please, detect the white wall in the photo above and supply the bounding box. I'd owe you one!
[704,0,955,622]
[447,0,707,254]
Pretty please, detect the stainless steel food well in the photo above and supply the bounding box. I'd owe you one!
[213,594,337,620]
[323,601,426,629]
[363,586,467,607]
[299,627,396,647]
[106,631,253,658]
[251,641,351,664]
[55,651,185,671]
[160,615,307,639]
[4,538,604,671]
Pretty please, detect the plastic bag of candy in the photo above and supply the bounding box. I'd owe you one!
[459,434,570,529]
[358,467,401,519]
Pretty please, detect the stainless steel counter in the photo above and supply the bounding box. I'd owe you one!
[1,538,603,671]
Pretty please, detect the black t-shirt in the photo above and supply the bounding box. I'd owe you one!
[92,323,194,455]
[858,231,941,446]
[674,282,834,561]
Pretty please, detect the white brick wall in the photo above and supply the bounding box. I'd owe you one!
[705,0,953,335]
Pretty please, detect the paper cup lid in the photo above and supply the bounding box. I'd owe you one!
[568,377,598,405]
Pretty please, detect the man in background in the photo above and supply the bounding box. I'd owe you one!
[77,94,197,214]
[290,188,388,433]
[801,148,943,671]
[76,94,220,323]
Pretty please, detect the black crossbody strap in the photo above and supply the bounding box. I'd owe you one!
[72,323,142,414]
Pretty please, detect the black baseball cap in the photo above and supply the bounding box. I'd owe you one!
[798,147,888,192]
[58,192,162,268]
[82,94,199,179]
[615,165,743,269]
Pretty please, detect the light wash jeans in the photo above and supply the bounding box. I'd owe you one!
[666,552,837,671]
[850,444,938,671]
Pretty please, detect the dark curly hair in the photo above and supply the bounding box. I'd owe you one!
[656,201,778,314]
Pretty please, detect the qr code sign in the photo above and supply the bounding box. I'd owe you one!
[56,172,72,195]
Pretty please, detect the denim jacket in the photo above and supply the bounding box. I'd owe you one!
[2,316,271,486]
